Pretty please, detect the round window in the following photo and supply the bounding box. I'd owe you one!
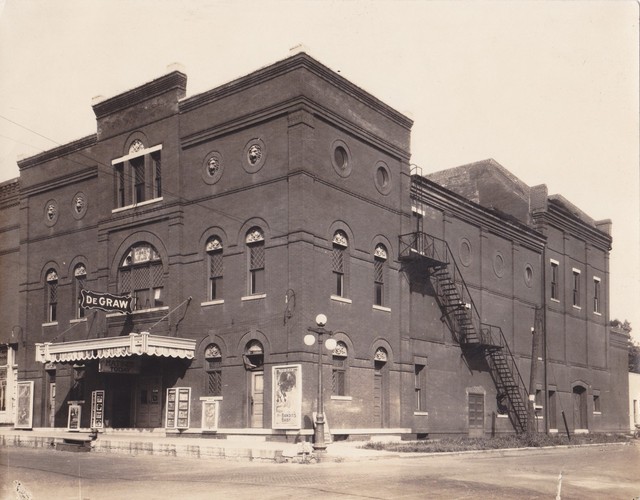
[493,252,505,278]
[330,140,352,178]
[459,239,472,267]
[374,162,392,195]
[524,264,534,287]
[334,146,348,170]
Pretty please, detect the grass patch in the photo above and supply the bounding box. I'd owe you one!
[361,433,630,453]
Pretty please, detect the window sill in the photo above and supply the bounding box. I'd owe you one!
[331,295,352,304]
[372,305,391,312]
[550,298,560,303]
[574,428,589,434]
[549,428,558,434]
[496,414,509,419]
[572,305,582,310]
[201,299,224,307]
[199,396,223,401]
[413,411,429,416]
[593,311,602,316]
[112,197,163,213]
[330,395,352,401]
[70,318,87,324]
[42,321,58,327]
[241,294,266,301]
[593,411,602,415]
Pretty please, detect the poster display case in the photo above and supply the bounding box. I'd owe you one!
[165,387,191,429]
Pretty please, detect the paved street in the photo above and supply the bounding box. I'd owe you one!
[1,443,639,499]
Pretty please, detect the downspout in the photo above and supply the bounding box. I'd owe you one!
[542,245,549,434]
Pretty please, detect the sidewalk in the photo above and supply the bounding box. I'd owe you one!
[0,428,398,463]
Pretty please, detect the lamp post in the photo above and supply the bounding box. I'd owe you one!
[304,314,336,452]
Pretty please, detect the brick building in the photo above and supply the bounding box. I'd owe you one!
[0,53,629,439]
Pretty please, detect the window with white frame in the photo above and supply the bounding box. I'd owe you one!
[374,244,387,307]
[246,228,265,295]
[593,277,601,314]
[112,140,162,209]
[206,237,223,301]
[414,364,427,411]
[0,346,7,412]
[550,260,559,300]
[572,269,581,307]
[332,231,348,297]
[45,269,58,322]
[332,341,348,396]
[118,243,164,310]
[74,264,86,319]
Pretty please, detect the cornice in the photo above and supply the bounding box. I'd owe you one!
[92,71,187,119]
[180,52,413,130]
[0,179,19,209]
[181,96,411,161]
[531,206,612,251]
[609,327,630,348]
[411,175,546,252]
[20,166,98,197]
[17,135,97,170]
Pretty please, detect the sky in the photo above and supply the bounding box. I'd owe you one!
[0,0,638,340]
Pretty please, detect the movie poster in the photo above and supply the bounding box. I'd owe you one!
[201,399,220,431]
[15,381,34,429]
[272,364,301,429]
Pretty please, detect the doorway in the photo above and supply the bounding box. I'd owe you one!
[573,385,588,430]
[468,393,484,437]
[135,375,162,428]
[250,371,264,428]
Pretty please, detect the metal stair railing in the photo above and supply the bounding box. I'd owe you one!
[400,231,529,433]
[480,323,529,433]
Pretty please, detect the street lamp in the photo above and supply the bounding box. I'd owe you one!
[304,313,336,452]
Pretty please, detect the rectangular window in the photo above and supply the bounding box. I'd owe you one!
[115,163,125,207]
[0,367,6,412]
[550,261,559,300]
[75,276,85,319]
[415,364,427,411]
[152,151,162,199]
[332,247,344,297]
[549,390,557,429]
[207,371,222,397]
[209,251,223,301]
[374,258,384,306]
[48,281,58,322]
[573,269,581,307]
[593,394,601,413]
[593,277,601,313]
[132,156,146,204]
[249,243,265,295]
[332,357,346,396]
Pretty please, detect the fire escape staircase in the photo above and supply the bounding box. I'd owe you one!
[399,231,529,434]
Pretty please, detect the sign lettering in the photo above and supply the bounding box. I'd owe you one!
[81,289,132,314]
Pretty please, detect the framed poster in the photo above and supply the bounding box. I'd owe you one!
[68,404,81,431]
[90,390,105,429]
[200,398,220,431]
[165,387,191,429]
[272,364,301,429]
[15,381,34,429]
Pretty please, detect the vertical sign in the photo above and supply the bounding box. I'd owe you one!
[91,390,105,429]
[201,399,219,431]
[67,404,81,431]
[165,387,191,429]
[15,381,34,429]
[272,364,302,429]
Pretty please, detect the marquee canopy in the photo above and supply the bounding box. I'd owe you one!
[35,332,196,363]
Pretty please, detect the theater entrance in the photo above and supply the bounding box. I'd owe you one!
[135,375,162,428]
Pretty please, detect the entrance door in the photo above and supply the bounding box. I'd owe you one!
[136,376,162,428]
[373,357,387,428]
[573,386,587,430]
[112,384,132,428]
[48,380,56,427]
[468,393,484,437]
[250,371,264,428]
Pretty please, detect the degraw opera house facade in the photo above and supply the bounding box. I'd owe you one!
[0,52,630,440]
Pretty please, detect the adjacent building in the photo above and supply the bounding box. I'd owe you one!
[0,52,629,439]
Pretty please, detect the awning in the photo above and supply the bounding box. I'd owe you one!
[35,332,196,363]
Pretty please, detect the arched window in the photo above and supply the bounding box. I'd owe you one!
[204,343,222,397]
[118,243,164,310]
[45,269,58,322]
[332,341,348,396]
[374,244,388,307]
[332,231,348,298]
[206,237,223,301]
[246,228,265,295]
[74,264,87,319]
